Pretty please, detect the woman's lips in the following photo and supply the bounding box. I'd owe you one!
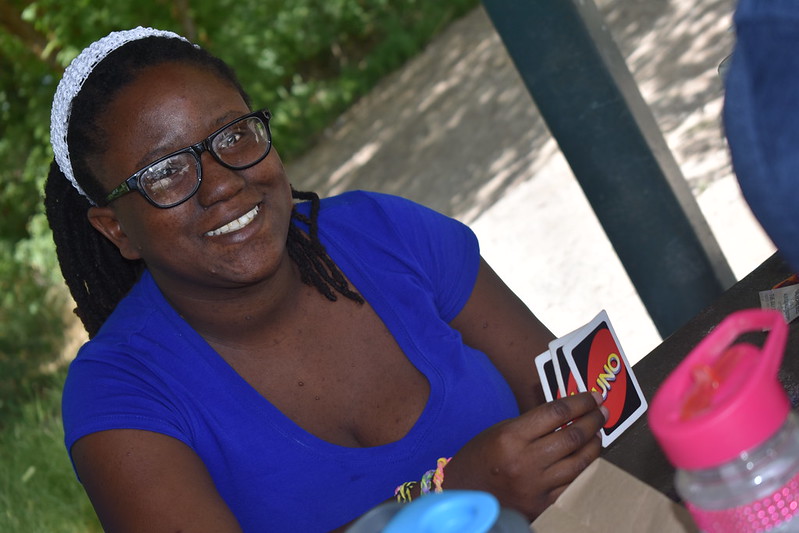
[205,204,260,237]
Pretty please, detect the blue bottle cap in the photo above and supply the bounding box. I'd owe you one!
[383,490,500,533]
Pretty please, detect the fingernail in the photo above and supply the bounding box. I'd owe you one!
[591,391,604,405]
[600,405,609,421]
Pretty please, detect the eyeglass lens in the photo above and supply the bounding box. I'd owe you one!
[141,115,270,207]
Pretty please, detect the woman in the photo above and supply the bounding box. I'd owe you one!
[46,27,606,532]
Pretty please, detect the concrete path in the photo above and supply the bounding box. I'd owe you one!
[285,1,775,364]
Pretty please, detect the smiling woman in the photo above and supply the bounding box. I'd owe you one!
[46,32,362,338]
[43,27,607,532]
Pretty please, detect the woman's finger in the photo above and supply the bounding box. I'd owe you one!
[512,391,605,442]
[541,431,603,487]
[546,483,570,507]
[534,402,606,464]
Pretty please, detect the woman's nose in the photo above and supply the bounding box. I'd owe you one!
[195,152,245,208]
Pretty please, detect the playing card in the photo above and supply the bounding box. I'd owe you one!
[548,320,595,398]
[534,349,575,433]
[561,310,647,447]
[534,350,561,402]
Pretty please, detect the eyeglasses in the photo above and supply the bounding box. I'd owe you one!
[104,108,273,208]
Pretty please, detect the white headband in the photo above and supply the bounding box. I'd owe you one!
[50,27,190,203]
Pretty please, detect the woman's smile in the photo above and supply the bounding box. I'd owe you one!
[89,62,295,291]
[206,203,261,237]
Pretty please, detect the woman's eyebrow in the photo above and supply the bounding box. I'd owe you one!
[133,140,183,171]
[132,110,247,169]
[212,110,244,127]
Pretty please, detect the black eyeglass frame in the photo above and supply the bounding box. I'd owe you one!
[103,108,273,209]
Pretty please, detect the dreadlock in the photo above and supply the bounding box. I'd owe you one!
[288,189,364,305]
[45,36,362,339]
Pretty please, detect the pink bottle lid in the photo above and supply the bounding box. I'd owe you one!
[649,309,790,470]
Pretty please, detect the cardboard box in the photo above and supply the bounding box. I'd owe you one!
[531,458,698,532]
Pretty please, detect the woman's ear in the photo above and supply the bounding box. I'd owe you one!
[87,206,142,260]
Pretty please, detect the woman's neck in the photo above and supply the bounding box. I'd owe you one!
[154,253,306,346]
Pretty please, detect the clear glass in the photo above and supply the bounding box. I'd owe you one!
[676,411,799,531]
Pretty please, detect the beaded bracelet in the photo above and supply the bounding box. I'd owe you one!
[394,481,417,503]
[433,457,452,493]
[420,468,436,495]
[394,457,453,502]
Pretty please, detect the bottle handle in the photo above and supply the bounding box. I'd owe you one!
[703,309,787,374]
[650,308,790,470]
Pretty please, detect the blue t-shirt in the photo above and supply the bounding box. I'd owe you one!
[62,191,520,532]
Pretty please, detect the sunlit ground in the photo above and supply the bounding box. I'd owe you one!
[286,0,775,364]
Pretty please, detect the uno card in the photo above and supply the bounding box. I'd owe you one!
[548,320,595,398]
[561,310,647,447]
[534,350,561,402]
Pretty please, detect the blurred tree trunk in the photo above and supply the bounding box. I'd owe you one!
[170,0,198,41]
[0,0,62,71]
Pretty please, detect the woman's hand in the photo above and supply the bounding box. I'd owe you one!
[443,391,607,520]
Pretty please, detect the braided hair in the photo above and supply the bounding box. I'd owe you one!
[45,36,362,339]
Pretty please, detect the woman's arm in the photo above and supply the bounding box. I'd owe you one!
[446,257,606,520]
[449,257,555,412]
[72,429,243,533]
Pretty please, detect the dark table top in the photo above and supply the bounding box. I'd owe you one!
[602,251,799,501]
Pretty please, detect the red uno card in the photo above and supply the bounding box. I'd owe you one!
[562,310,647,447]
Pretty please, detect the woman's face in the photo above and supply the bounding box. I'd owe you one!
[87,62,294,298]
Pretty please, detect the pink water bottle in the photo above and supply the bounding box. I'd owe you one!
[650,309,799,532]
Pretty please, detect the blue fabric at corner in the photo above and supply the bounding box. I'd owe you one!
[724,0,799,271]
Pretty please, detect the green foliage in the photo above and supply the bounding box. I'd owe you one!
[0,368,102,533]
[0,211,68,422]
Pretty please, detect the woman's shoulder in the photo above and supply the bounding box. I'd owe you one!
[318,189,423,216]
[317,190,458,233]
[76,270,192,360]
[63,269,215,447]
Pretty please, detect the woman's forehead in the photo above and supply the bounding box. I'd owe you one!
[95,63,249,179]
[108,64,245,135]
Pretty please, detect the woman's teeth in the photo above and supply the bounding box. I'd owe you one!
[206,205,260,236]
